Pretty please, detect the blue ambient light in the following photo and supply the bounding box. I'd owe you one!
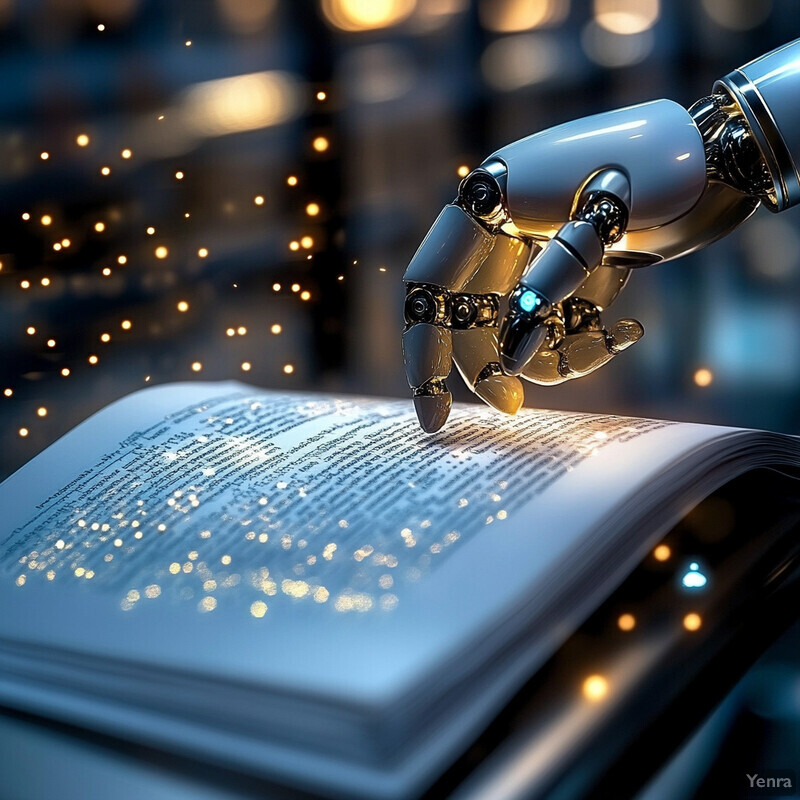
[519,290,539,313]
[681,562,708,589]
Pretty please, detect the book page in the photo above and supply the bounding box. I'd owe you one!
[0,381,734,699]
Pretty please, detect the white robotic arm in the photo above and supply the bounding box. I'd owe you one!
[403,38,800,432]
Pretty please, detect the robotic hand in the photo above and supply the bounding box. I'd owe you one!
[403,39,800,432]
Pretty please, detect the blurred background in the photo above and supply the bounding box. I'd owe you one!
[1,1,800,796]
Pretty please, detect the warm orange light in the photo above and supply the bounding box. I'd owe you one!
[41,215,52,226]
[594,0,660,34]
[121,320,132,330]
[241,361,252,372]
[100,333,111,343]
[300,236,314,249]
[270,324,282,334]
[61,368,70,377]
[272,282,281,291]
[617,613,636,631]
[88,355,98,364]
[683,612,702,632]
[283,364,294,374]
[254,195,265,205]
[312,136,329,152]
[198,247,208,258]
[457,164,470,177]
[582,674,609,702]
[289,240,300,251]
[305,202,320,216]
[287,175,298,186]
[321,0,416,32]
[121,148,132,159]
[291,283,300,292]
[117,255,127,265]
[694,368,713,387]
[40,151,49,160]
[155,246,168,259]
[76,134,90,147]
[37,407,47,417]
[94,221,105,232]
[653,544,671,562]
[177,300,189,312]
[175,170,184,180]
[18,427,28,438]
[191,361,202,372]
[300,290,311,301]
[101,166,111,175]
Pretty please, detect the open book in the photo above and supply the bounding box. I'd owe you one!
[1,382,799,799]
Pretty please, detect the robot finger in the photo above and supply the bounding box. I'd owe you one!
[402,323,453,433]
[404,204,494,289]
[459,234,532,295]
[557,318,644,379]
[452,328,525,415]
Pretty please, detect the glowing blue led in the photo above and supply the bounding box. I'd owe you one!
[681,562,708,589]
[519,290,539,313]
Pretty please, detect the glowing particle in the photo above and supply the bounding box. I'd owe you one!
[40,151,49,160]
[184,40,192,47]
[283,364,294,375]
[88,355,98,364]
[18,427,28,438]
[94,221,105,232]
[100,166,111,175]
[61,368,70,376]
[46,571,55,581]
[237,326,247,335]
[20,280,30,289]
[197,247,208,258]
[74,567,86,578]
[175,171,184,180]
[40,276,50,286]
[305,202,320,216]
[145,584,161,598]
[117,255,127,264]
[270,324,282,334]
[682,562,708,589]
[26,326,35,335]
[316,90,327,101]
[121,148,132,159]
[225,328,235,337]
[272,282,281,291]
[41,214,52,226]
[3,388,12,396]
[146,226,155,235]
[169,562,181,574]
[241,361,251,372]
[254,195,265,205]
[582,674,609,702]
[36,407,47,417]
[114,538,123,547]
[250,601,268,618]
[102,267,112,276]
[694,368,713,387]
[155,246,168,259]
[177,300,189,312]
[300,236,313,249]
[618,613,636,631]
[191,361,202,372]
[653,544,671,562]
[100,332,111,342]
[457,164,470,177]
[97,23,105,31]
[312,136,329,152]
[221,554,232,565]
[291,283,300,293]
[47,338,56,347]
[121,319,132,330]
[683,612,702,632]
[76,134,90,147]
[53,243,62,251]
[289,240,300,251]
[22,212,30,221]
[287,175,298,186]
[61,238,70,248]
[158,114,165,120]
[15,575,26,586]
